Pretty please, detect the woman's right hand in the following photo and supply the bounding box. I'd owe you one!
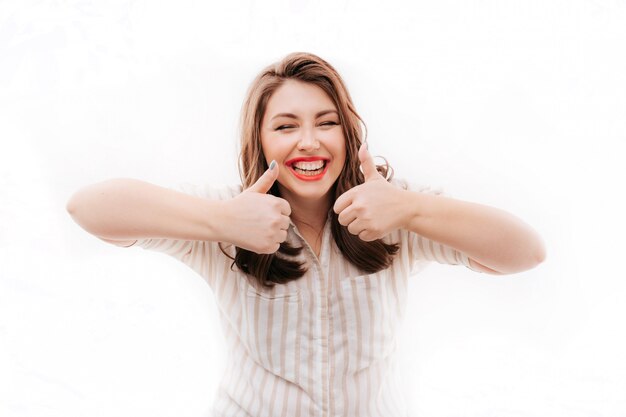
[218,161,291,254]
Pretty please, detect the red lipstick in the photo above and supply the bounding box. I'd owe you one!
[285,156,330,182]
[285,156,330,166]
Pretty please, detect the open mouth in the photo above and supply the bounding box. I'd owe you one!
[291,160,326,176]
[286,158,330,181]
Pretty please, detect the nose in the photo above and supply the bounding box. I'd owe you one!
[297,128,320,151]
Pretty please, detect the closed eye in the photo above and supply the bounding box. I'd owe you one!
[275,121,339,131]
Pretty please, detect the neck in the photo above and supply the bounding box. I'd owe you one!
[292,198,330,232]
[280,191,332,234]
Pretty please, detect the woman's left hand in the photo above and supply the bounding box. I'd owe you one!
[333,143,411,241]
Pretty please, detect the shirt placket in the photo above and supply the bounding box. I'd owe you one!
[290,220,333,416]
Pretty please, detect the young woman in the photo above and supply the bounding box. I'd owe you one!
[67,52,546,417]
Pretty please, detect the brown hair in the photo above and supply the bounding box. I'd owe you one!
[220,52,398,289]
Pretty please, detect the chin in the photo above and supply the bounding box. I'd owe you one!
[280,181,334,202]
[294,187,332,200]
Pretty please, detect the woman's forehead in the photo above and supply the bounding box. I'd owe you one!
[265,80,337,119]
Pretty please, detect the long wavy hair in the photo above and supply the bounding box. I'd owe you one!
[220,52,399,289]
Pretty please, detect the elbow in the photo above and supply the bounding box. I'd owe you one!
[511,239,547,275]
[66,194,79,216]
[535,248,547,266]
[533,235,547,266]
[65,178,124,216]
[512,238,547,274]
[513,231,547,274]
[490,239,547,276]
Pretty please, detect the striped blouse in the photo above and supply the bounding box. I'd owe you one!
[131,179,479,417]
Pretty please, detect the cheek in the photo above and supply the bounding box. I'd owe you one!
[334,141,347,164]
[260,141,280,161]
[328,134,346,155]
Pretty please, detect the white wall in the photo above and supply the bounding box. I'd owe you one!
[1,0,625,416]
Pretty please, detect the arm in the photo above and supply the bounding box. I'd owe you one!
[66,178,226,244]
[66,166,291,254]
[403,191,546,275]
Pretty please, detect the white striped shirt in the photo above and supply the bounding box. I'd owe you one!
[132,179,479,417]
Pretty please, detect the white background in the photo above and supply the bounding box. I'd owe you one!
[1,0,625,416]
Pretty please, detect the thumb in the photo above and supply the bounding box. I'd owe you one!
[247,160,279,193]
[358,142,379,181]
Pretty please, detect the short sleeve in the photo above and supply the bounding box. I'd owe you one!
[392,178,482,274]
[130,182,242,289]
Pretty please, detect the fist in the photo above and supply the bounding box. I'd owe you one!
[333,142,407,241]
[223,161,291,253]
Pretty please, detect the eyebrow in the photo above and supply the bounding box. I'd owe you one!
[270,109,338,121]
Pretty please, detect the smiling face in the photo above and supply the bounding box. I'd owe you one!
[260,79,346,206]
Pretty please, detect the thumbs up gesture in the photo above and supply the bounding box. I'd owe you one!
[333,142,408,242]
[222,161,291,254]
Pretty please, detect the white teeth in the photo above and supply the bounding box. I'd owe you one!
[292,160,325,170]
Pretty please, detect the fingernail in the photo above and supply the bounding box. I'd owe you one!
[269,160,276,170]
[363,141,368,150]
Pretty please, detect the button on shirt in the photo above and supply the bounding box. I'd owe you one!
[132,178,479,417]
